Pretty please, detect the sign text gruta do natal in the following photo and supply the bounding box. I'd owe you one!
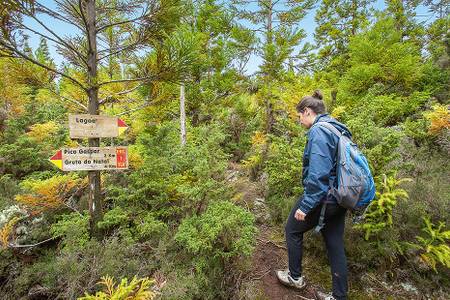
[50,147,128,171]
[69,114,128,138]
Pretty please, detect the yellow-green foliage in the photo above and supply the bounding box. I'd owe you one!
[27,121,60,142]
[241,131,267,176]
[425,104,450,135]
[15,174,87,214]
[78,275,155,300]
[127,145,145,170]
[0,216,19,249]
[355,174,412,240]
[331,105,346,120]
[414,217,450,272]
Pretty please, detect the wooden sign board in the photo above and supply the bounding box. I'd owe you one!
[69,114,128,138]
[49,147,128,171]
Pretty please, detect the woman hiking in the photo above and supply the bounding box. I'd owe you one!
[276,90,350,300]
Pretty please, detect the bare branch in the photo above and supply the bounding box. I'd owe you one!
[19,4,88,65]
[77,0,90,35]
[35,1,85,32]
[8,237,55,248]
[117,83,144,95]
[17,23,71,50]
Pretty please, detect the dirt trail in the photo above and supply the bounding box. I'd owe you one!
[227,163,318,300]
[249,224,318,300]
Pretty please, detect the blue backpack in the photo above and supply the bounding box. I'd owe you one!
[316,121,376,210]
[313,121,376,232]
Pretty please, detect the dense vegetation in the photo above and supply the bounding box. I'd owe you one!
[0,0,449,299]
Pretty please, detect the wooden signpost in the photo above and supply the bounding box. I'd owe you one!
[49,147,128,171]
[50,114,129,172]
[69,114,128,138]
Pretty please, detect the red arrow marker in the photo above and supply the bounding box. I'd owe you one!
[49,150,63,170]
[118,118,128,135]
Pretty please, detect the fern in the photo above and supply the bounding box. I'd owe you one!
[355,174,412,240]
[78,275,156,300]
[414,217,450,272]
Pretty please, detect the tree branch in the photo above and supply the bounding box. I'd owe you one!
[115,101,155,116]
[35,1,85,32]
[8,237,55,248]
[98,75,157,87]
[97,41,144,62]
[0,40,87,90]
[17,23,71,51]
[46,86,88,111]
[77,0,89,35]
[96,7,150,33]
[98,83,143,104]
[20,4,88,65]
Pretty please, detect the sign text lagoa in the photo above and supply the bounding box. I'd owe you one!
[50,147,128,171]
[69,114,128,138]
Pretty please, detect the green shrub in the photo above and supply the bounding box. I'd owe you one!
[173,201,256,299]
[51,212,90,252]
[0,136,49,178]
[264,135,305,223]
[110,121,231,220]
[0,175,21,210]
[175,201,256,261]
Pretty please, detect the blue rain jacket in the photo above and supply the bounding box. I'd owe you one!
[298,114,352,215]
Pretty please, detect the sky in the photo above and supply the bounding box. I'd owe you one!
[23,0,433,75]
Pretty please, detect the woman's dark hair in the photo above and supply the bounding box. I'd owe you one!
[296,90,327,114]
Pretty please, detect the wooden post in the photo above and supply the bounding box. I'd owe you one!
[180,83,186,146]
[86,0,103,238]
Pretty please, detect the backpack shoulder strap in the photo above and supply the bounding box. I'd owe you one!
[314,121,342,137]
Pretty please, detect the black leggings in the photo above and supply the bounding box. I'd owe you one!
[285,198,348,300]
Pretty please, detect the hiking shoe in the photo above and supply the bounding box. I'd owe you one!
[276,269,306,290]
[315,290,336,300]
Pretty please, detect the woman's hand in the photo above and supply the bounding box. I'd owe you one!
[294,209,307,221]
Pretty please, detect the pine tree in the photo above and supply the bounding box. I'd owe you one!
[232,0,316,77]
[34,37,52,65]
[384,0,424,41]
[314,0,374,69]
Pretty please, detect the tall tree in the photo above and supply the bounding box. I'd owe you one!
[232,0,316,77]
[232,0,315,135]
[314,0,374,69]
[384,0,424,41]
[171,0,254,127]
[0,0,193,237]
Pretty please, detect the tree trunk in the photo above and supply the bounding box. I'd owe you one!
[86,0,103,238]
[180,83,186,146]
[264,0,274,135]
[351,0,357,36]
